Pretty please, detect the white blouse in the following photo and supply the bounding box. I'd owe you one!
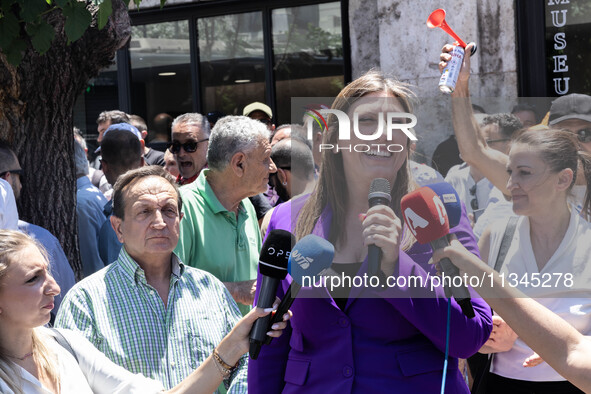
[0,328,165,394]
[487,209,591,382]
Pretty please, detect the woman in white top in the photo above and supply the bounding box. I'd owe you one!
[476,128,591,393]
[0,230,290,394]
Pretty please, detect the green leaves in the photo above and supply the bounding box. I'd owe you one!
[26,20,54,54]
[97,0,112,30]
[62,1,91,43]
[1,0,160,66]
[0,11,20,49]
[20,0,49,23]
[5,38,26,65]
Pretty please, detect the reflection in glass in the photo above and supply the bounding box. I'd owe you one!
[198,12,265,118]
[130,21,192,139]
[273,2,344,124]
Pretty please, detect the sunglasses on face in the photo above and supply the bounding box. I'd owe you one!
[168,138,209,154]
[575,129,591,143]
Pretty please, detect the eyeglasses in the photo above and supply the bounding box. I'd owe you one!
[469,184,478,211]
[258,118,272,126]
[486,138,510,144]
[575,129,591,143]
[0,169,23,178]
[168,138,209,154]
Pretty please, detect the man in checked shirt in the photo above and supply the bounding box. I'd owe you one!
[56,166,247,393]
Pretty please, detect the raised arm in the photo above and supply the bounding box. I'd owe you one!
[440,43,511,195]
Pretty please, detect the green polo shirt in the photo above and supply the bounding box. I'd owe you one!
[175,170,261,316]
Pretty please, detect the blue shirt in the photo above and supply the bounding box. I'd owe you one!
[76,176,107,277]
[98,200,122,265]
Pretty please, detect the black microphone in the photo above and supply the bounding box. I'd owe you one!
[367,178,391,276]
[265,234,335,343]
[249,229,295,360]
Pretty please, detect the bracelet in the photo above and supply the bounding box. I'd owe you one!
[212,348,239,379]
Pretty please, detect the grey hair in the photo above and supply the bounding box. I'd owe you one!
[73,133,89,177]
[207,116,270,171]
[171,113,211,138]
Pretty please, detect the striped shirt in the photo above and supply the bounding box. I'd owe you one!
[55,248,247,392]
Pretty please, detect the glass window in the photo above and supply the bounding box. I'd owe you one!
[76,58,119,153]
[272,2,344,124]
[198,12,265,118]
[130,20,191,137]
[545,1,591,95]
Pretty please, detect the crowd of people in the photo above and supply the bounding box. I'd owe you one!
[1,40,591,393]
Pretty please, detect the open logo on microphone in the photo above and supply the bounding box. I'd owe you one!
[303,97,418,154]
[290,248,313,270]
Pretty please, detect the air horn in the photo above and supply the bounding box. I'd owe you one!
[427,9,477,93]
[427,8,468,48]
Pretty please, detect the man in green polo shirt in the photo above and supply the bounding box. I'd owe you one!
[175,115,277,315]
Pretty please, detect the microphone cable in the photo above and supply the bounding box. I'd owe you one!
[440,300,451,394]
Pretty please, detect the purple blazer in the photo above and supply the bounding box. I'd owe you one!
[248,195,492,393]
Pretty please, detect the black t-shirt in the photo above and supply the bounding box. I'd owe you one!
[144,148,165,166]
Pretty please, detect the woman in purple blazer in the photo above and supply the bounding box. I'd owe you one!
[248,70,492,393]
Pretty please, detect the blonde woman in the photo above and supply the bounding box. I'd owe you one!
[0,230,289,394]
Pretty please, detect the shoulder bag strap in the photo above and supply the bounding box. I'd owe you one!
[471,216,519,394]
[493,216,519,272]
[48,328,78,363]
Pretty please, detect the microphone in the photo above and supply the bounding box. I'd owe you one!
[400,187,475,318]
[266,234,335,341]
[424,182,461,300]
[367,178,392,276]
[249,229,295,360]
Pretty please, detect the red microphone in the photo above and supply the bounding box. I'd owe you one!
[401,187,475,318]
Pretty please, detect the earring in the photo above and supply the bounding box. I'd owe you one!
[282,182,287,186]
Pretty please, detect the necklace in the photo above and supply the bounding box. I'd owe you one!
[6,351,33,361]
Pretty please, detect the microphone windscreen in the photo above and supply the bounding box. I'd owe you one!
[368,178,392,204]
[288,234,335,285]
[426,182,462,228]
[401,187,450,244]
[259,229,295,279]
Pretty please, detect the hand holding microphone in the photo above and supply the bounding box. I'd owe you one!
[249,229,295,360]
[266,234,334,337]
[365,178,402,277]
[400,186,475,318]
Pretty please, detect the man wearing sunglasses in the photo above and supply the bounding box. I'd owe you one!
[170,113,210,185]
[548,94,591,152]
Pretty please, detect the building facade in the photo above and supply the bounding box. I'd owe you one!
[74,0,591,163]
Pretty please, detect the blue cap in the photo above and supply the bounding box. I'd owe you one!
[95,123,142,153]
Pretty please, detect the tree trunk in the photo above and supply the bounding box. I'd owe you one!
[0,0,131,279]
